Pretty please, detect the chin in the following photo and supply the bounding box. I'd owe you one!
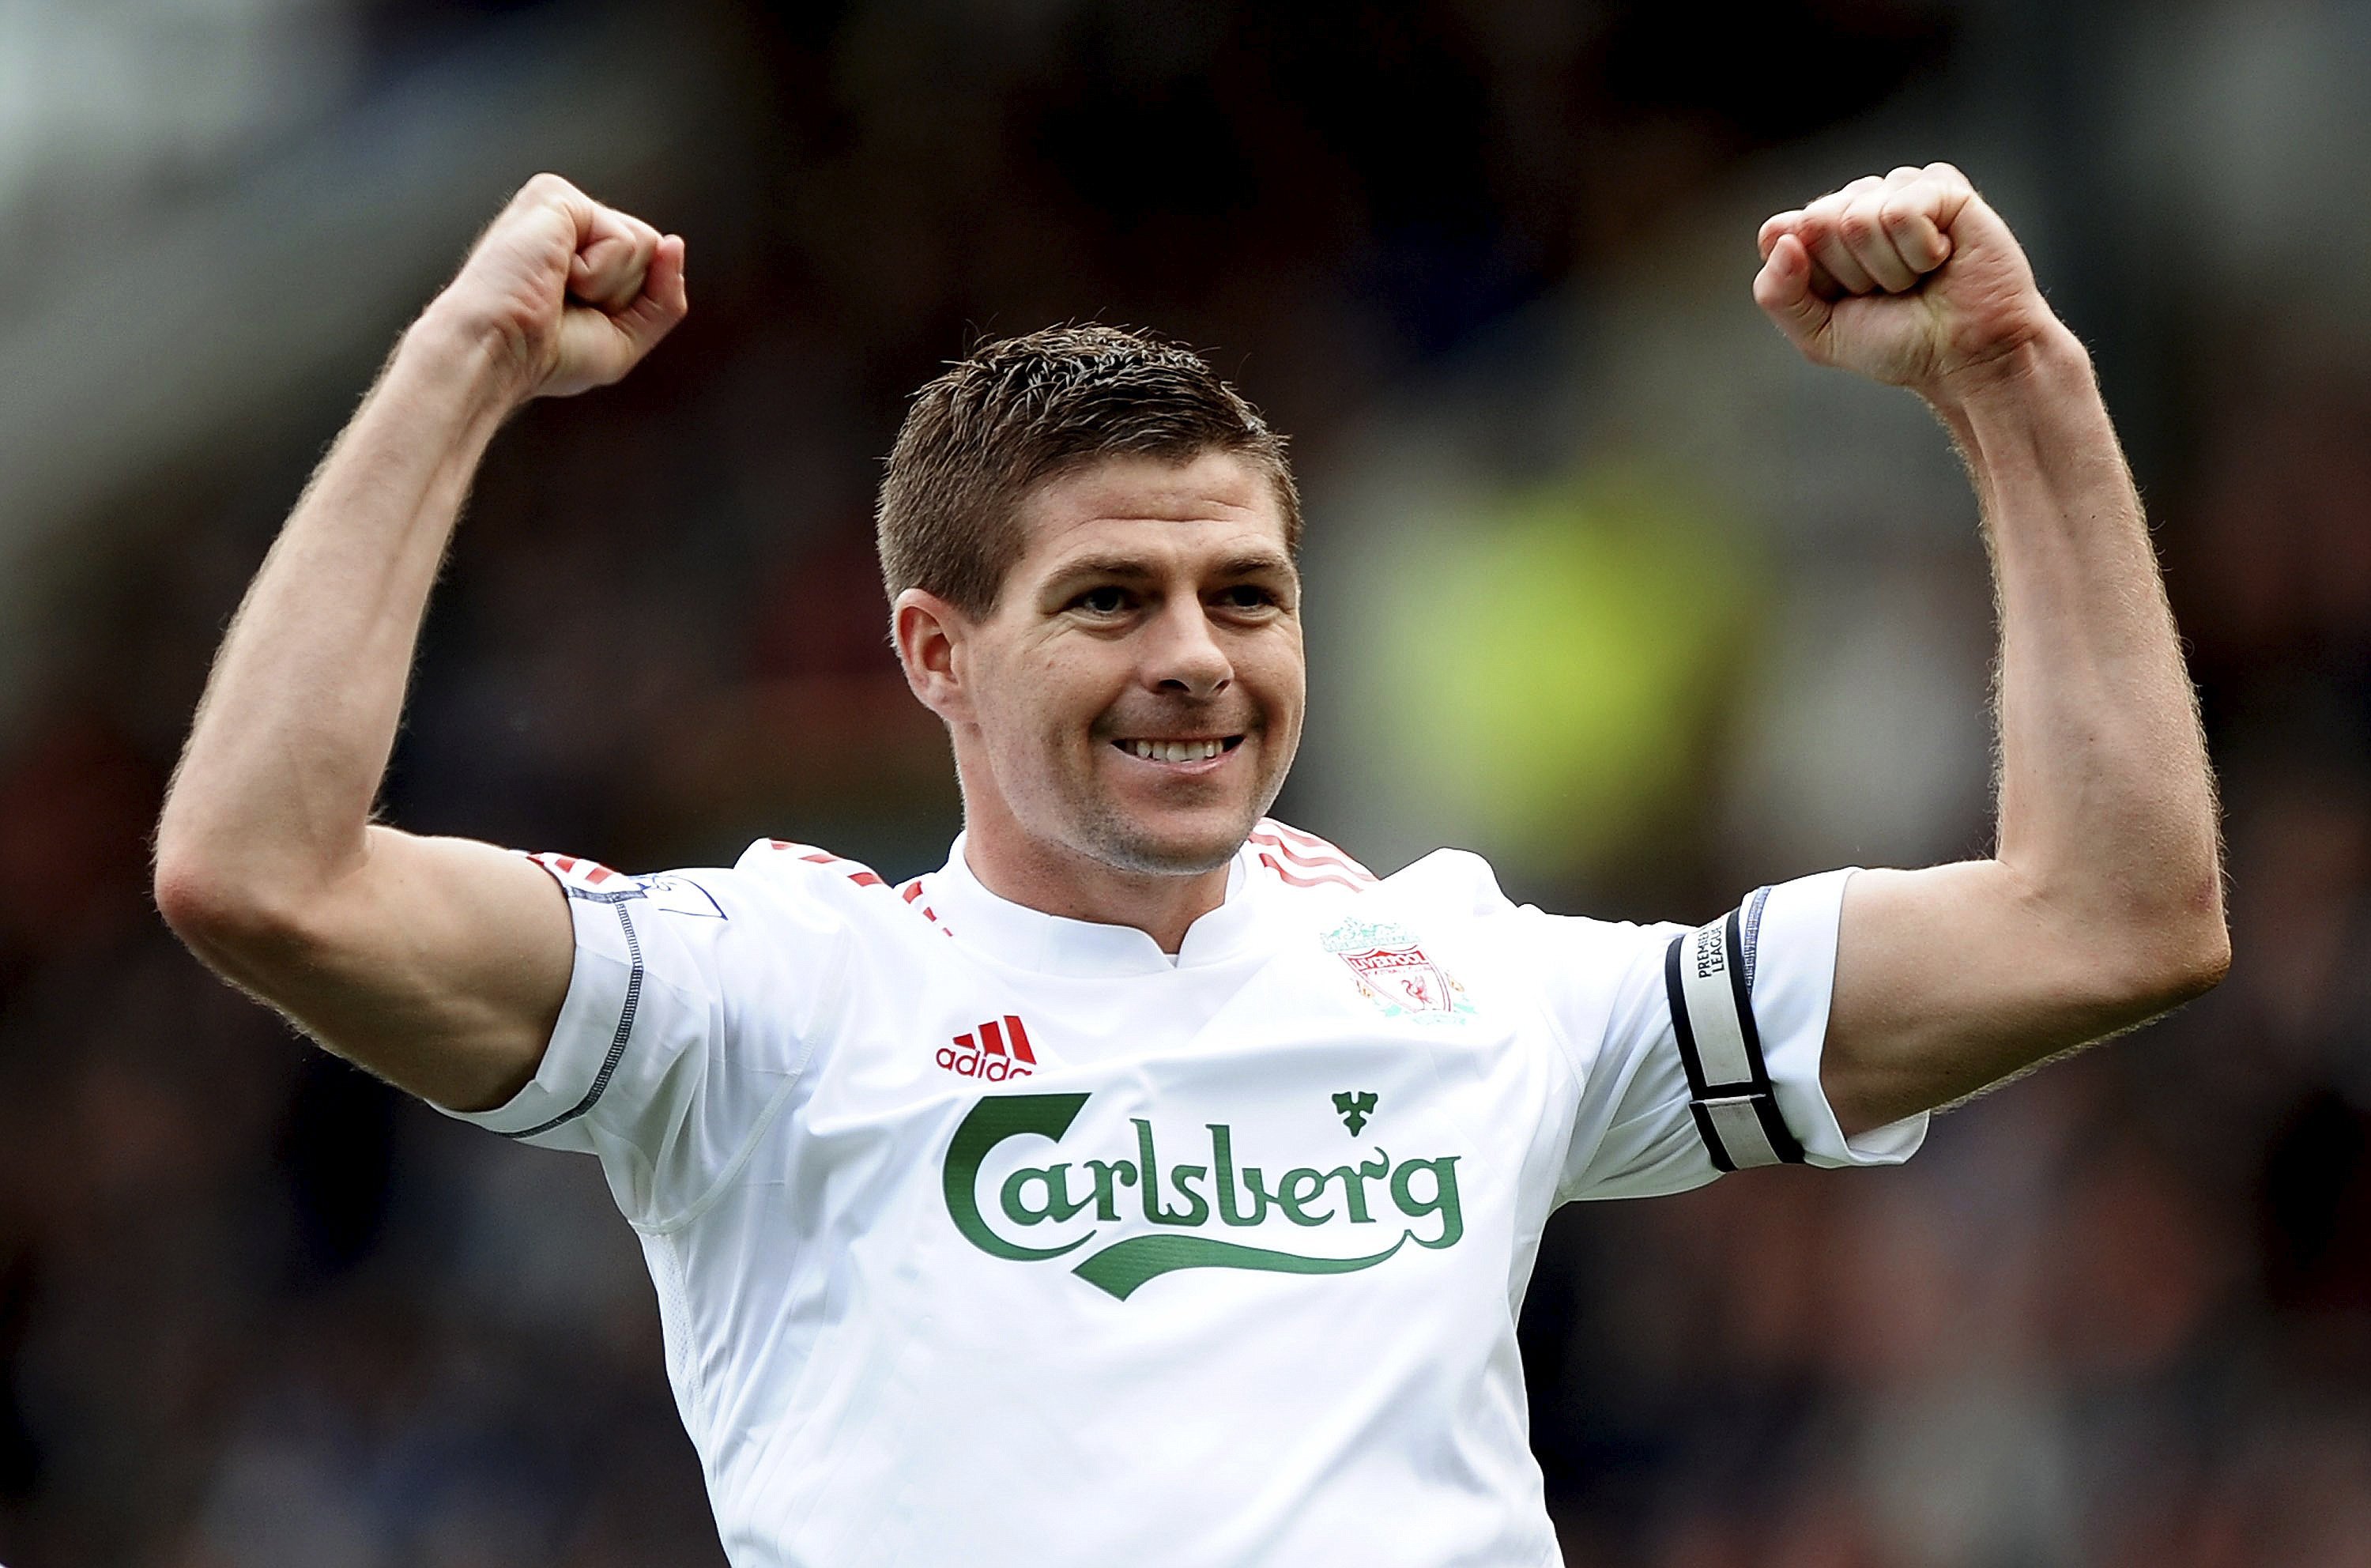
[1074,807,1253,878]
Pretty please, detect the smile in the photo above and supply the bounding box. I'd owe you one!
[1114,737,1243,763]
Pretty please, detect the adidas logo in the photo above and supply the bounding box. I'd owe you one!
[936,1014,1038,1081]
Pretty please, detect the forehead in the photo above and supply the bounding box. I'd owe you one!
[1009,450,1291,579]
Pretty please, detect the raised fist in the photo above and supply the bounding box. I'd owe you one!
[1753,164,2065,398]
[429,173,688,401]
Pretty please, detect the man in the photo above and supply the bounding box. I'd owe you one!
[154,166,2226,1565]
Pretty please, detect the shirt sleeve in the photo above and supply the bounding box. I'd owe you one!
[429,852,848,1227]
[1544,867,1928,1203]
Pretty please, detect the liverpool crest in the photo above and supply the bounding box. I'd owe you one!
[1321,918,1474,1020]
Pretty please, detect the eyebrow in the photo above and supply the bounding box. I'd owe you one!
[1042,550,1298,585]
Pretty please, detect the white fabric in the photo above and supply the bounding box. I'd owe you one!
[439,829,1926,1568]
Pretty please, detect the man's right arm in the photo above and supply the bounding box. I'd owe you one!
[153,175,689,1114]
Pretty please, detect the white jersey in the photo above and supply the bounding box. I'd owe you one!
[442,822,1925,1567]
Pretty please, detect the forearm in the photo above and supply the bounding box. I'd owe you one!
[1938,330,2222,947]
[158,309,520,908]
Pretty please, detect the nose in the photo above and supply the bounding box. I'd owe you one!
[1144,596,1233,700]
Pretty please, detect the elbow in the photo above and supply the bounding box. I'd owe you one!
[2155,857,2232,1004]
[153,836,318,980]
[153,806,217,940]
[153,851,257,970]
[2157,910,2231,1007]
[2030,864,2229,1027]
[154,788,373,987]
[2113,883,2230,1017]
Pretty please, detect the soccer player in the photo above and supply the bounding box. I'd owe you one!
[154,166,2226,1565]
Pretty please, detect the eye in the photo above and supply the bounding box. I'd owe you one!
[1217,583,1278,612]
[1072,586,1130,616]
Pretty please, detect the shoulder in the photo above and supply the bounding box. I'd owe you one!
[1365,842,1676,975]
[1247,824,1650,963]
[1243,830,1517,914]
[1244,825,1545,925]
[1375,846,1507,917]
[730,838,895,895]
[729,838,956,940]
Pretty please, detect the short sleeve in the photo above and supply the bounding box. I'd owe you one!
[1544,868,1928,1203]
[431,852,848,1227]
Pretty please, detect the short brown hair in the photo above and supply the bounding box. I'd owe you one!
[876,325,1301,616]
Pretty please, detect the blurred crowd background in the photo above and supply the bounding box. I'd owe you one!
[1,0,2366,1563]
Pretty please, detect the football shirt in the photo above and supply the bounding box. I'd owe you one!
[440,821,1925,1566]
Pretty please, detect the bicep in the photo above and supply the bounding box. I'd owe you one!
[1825,861,2173,1133]
[243,827,574,1113]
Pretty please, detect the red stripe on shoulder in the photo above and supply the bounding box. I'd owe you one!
[1257,852,1368,894]
[1250,830,1370,876]
[1264,819,1373,868]
[762,840,948,929]
[761,839,898,890]
[765,839,848,866]
[1250,824,1374,882]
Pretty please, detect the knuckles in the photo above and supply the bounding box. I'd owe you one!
[519,171,585,206]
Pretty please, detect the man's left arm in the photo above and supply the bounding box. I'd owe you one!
[1751,165,2230,1136]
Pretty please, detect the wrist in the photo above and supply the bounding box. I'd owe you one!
[398,299,541,420]
[1923,322,2094,418]
[1930,322,2123,513]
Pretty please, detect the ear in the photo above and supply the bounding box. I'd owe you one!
[892,588,975,724]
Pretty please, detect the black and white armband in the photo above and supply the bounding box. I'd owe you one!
[1663,888,1806,1171]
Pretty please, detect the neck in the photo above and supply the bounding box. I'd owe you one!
[959,812,1234,956]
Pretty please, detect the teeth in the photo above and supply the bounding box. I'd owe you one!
[1126,739,1224,762]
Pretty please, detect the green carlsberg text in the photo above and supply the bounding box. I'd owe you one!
[942,1092,1464,1301]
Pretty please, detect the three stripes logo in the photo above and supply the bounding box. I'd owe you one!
[937,1014,1038,1082]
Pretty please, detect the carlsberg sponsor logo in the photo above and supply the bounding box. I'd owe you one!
[942,1092,1464,1301]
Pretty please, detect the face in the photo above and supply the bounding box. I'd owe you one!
[909,450,1306,882]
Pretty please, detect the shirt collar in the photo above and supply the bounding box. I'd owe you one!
[928,832,1271,977]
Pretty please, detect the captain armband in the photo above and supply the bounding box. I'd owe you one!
[1662,888,1804,1171]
